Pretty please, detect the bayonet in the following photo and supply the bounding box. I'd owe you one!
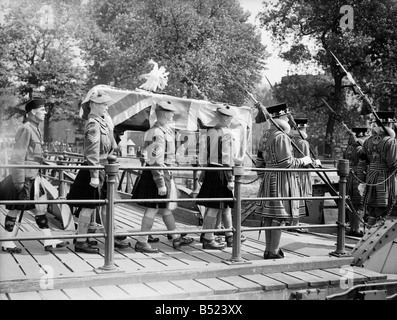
[330,51,389,136]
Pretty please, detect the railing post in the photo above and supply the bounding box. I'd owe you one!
[330,159,351,257]
[57,156,65,199]
[100,154,119,271]
[225,166,250,265]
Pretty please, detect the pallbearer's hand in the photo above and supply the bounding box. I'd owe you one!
[158,186,167,196]
[358,183,366,197]
[313,159,322,167]
[89,177,100,188]
[227,181,235,191]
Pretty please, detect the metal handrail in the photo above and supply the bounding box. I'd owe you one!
[0,157,349,270]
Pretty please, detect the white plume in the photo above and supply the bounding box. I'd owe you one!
[139,59,169,92]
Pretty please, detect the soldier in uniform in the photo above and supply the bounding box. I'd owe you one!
[357,111,397,227]
[343,127,370,237]
[289,117,321,227]
[0,98,68,253]
[67,90,129,254]
[131,100,194,253]
[196,105,246,250]
[255,103,313,259]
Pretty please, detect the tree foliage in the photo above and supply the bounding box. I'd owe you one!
[81,0,269,105]
[0,0,89,141]
[258,0,397,157]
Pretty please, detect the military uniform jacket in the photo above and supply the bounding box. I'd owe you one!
[205,126,236,182]
[357,129,397,208]
[84,115,116,179]
[255,125,306,218]
[10,119,44,184]
[143,121,176,189]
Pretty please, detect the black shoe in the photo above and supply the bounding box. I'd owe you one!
[135,241,159,253]
[200,234,223,243]
[225,235,247,247]
[115,236,127,241]
[115,238,130,249]
[264,249,285,260]
[2,246,22,254]
[173,236,194,250]
[263,251,269,259]
[73,238,98,246]
[75,241,99,254]
[148,235,160,243]
[45,241,69,252]
[167,233,187,240]
[202,238,226,250]
[347,230,364,238]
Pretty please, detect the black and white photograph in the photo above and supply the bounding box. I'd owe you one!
[0,0,396,304]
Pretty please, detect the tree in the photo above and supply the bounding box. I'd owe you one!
[80,0,269,106]
[0,0,89,142]
[258,0,397,157]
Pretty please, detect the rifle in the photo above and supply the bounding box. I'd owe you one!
[265,75,321,160]
[218,64,357,215]
[330,51,389,136]
[321,98,363,146]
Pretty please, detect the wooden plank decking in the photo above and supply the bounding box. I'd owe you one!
[0,204,393,300]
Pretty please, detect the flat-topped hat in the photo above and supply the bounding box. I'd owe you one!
[294,118,308,128]
[216,104,236,117]
[156,100,178,113]
[89,90,112,104]
[266,102,290,118]
[352,127,370,137]
[25,98,46,113]
[374,111,395,123]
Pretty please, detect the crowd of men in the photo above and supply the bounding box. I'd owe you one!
[1,94,396,261]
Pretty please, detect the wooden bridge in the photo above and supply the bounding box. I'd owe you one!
[1,203,396,300]
[1,156,397,300]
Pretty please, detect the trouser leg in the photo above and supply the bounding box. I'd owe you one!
[263,218,272,253]
[268,219,285,255]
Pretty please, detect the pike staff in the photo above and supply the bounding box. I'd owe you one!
[321,98,363,146]
[330,51,390,136]
[218,64,358,215]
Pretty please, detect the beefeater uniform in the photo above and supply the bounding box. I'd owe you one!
[343,128,369,210]
[357,112,397,224]
[254,102,312,259]
[256,123,306,219]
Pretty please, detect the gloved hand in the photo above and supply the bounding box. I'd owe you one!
[227,181,235,191]
[313,159,322,167]
[358,183,366,197]
[89,177,100,188]
[300,156,312,166]
[158,186,167,196]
